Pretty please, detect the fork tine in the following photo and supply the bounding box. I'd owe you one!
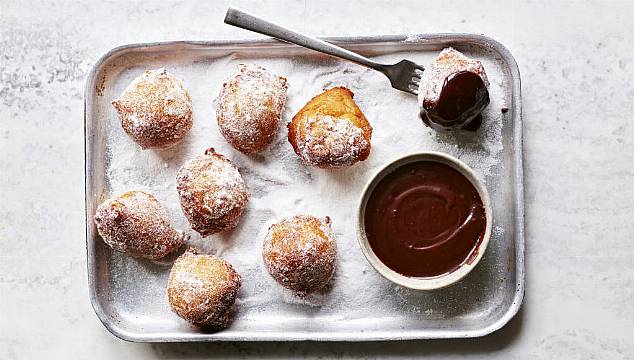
[383,60,424,95]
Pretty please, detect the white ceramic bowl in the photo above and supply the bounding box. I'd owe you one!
[357,152,492,290]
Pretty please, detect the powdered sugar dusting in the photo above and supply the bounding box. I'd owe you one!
[94,190,184,260]
[98,43,512,329]
[216,64,287,153]
[297,114,369,167]
[176,150,249,236]
[167,253,241,328]
[262,215,336,296]
[112,68,192,149]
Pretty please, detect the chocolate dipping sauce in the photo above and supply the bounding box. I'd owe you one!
[364,161,486,278]
[421,71,490,131]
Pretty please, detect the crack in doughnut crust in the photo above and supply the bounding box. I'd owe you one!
[167,252,242,329]
[112,68,192,149]
[217,64,288,154]
[94,191,184,260]
[288,87,372,168]
[263,215,337,295]
[176,148,249,237]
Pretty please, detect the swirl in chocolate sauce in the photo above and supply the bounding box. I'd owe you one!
[364,161,486,278]
[421,71,490,131]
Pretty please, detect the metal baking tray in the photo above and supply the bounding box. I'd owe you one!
[84,34,524,342]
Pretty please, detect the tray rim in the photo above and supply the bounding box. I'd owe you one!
[84,33,524,342]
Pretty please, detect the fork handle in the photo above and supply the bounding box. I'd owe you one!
[224,8,384,71]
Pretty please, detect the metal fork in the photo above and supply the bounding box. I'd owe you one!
[224,8,425,95]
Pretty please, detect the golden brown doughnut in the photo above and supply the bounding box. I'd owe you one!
[217,64,288,154]
[176,148,249,237]
[167,251,241,329]
[112,68,192,149]
[262,215,337,295]
[287,87,372,168]
[93,191,184,260]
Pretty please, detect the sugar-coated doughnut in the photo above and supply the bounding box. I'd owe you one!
[263,215,337,295]
[288,87,372,168]
[217,64,288,154]
[112,68,192,149]
[167,251,241,329]
[94,191,184,260]
[176,148,249,237]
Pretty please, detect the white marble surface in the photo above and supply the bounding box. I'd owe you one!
[1,0,633,358]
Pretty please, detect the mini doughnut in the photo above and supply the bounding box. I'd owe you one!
[94,190,184,260]
[288,87,372,168]
[167,251,241,329]
[176,148,249,237]
[217,64,288,154]
[112,68,192,149]
[263,215,337,295]
[417,48,490,130]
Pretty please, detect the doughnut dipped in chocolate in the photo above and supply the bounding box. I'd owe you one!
[417,48,490,131]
